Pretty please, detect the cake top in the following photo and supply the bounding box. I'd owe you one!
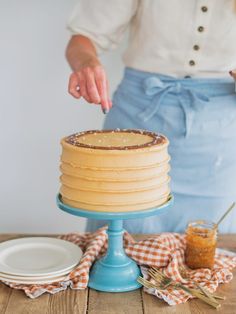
[65,129,167,150]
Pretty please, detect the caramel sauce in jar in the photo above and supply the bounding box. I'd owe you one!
[185,220,217,269]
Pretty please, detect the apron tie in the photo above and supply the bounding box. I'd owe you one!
[137,76,210,137]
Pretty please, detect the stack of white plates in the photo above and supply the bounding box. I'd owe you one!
[0,237,82,284]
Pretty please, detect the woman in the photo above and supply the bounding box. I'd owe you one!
[66,0,236,233]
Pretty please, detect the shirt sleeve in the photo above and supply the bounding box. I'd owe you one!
[67,0,138,54]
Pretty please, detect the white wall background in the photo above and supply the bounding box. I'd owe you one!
[0,0,126,233]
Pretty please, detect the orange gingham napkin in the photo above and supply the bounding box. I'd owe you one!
[2,227,236,302]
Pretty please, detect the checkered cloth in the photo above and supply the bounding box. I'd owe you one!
[3,227,236,303]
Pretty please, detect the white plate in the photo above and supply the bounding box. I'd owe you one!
[0,237,82,276]
[0,273,69,285]
[0,264,76,280]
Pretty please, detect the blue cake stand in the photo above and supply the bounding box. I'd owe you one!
[57,194,173,292]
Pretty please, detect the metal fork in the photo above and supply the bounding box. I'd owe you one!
[141,267,221,309]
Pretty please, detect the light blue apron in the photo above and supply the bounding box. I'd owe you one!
[86,67,236,233]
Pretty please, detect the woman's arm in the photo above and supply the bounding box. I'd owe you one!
[66,35,111,112]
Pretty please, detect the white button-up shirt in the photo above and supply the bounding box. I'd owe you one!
[67,0,236,78]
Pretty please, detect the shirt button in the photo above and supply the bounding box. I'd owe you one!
[198,26,204,32]
[189,60,195,66]
[193,45,200,51]
[201,6,208,12]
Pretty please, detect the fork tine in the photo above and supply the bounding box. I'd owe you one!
[141,277,157,288]
[148,272,162,284]
[148,268,164,281]
[148,271,158,281]
[149,269,165,281]
[138,277,162,290]
[154,268,165,277]
[137,277,150,285]
[149,268,162,277]
[137,277,157,289]
[148,269,158,276]
[148,270,172,289]
[149,267,175,289]
[150,267,164,277]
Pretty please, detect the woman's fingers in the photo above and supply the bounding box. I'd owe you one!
[106,78,112,108]
[94,67,110,110]
[229,70,236,79]
[68,65,111,110]
[84,68,101,104]
[68,73,81,99]
[77,72,91,103]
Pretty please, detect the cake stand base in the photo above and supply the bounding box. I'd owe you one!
[88,220,141,292]
[57,194,173,292]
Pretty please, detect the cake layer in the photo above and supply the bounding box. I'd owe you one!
[60,160,170,181]
[65,129,167,149]
[75,131,154,147]
[60,180,170,204]
[60,174,170,191]
[61,193,170,212]
[61,130,169,169]
[61,147,169,169]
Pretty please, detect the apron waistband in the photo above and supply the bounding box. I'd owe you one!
[121,68,235,138]
[137,76,209,137]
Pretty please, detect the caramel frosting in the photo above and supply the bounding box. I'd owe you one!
[65,129,167,150]
[61,193,170,212]
[61,130,169,169]
[60,129,171,212]
[60,174,170,191]
[60,162,170,181]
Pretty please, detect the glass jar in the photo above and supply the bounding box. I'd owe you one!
[185,220,217,269]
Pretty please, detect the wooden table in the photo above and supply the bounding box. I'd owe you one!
[0,234,235,314]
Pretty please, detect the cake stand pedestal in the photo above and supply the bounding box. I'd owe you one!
[57,194,173,292]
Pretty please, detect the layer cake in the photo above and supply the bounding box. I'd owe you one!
[60,129,170,212]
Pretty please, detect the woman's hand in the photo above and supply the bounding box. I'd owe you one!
[68,62,112,112]
[229,70,236,92]
[66,35,112,112]
[229,70,236,80]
